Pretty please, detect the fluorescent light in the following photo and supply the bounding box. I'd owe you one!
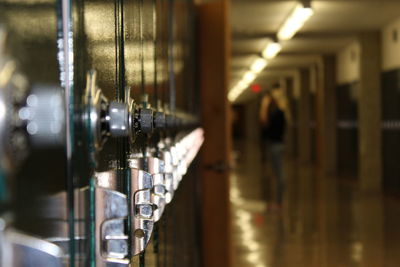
[246,252,260,263]
[277,3,314,41]
[228,67,261,102]
[243,71,256,83]
[228,88,240,102]
[228,79,251,102]
[237,80,249,89]
[228,93,236,102]
[233,88,242,95]
[250,58,268,73]
[262,42,282,59]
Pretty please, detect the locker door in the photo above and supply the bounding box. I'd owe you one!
[0,0,203,266]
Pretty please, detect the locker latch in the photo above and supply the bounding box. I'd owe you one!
[128,158,154,256]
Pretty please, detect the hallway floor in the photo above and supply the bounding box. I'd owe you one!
[231,140,400,267]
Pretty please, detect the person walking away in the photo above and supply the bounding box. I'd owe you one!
[259,91,286,210]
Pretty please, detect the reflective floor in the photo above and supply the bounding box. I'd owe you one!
[231,140,400,267]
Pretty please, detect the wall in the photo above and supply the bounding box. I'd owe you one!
[381,69,400,194]
[286,77,298,158]
[336,41,360,85]
[309,65,317,162]
[335,42,360,177]
[382,17,400,71]
[381,16,400,193]
[245,98,261,142]
[336,82,359,177]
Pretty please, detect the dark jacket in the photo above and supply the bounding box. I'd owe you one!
[261,106,286,143]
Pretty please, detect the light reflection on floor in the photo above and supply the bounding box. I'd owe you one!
[231,140,400,267]
[231,173,268,267]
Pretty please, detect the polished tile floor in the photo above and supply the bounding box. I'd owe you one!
[231,140,400,267]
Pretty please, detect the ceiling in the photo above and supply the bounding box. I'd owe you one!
[230,0,400,102]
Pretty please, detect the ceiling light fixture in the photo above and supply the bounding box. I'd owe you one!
[250,58,268,73]
[228,78,251,102]
[228,92,236,102]
[243,71,256,83]
[237,80,249,89]
[277,3,313,41]
[262,42,282,59]
[228,68,261,102]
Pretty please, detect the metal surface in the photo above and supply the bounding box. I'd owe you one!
[29,169,134,267]
[108,102,129,138]
[84,70,110,151]
[128,159,154,256]
[0,39,29,172]
[138,108,153,134]
[153,111,165,130]
[93,187,129,266]
[168,144,182,190]
[0,0,202,266]
[35,191,81,262]
[20,86,65,147]
[130,155,166,222]
[160,146,176,204]
[95,170,119,191]
[92,171,129,266]
[0,224,64,267]
[0,27,33,173]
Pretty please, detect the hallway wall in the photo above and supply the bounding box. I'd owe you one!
[380,16,400,194]
[336,82,359,177]
[381,69,400,194]
[245,97,261,142]
[335,42,360,177]
[325,16,400,191]
[382,17,400,71]
[336,41,360,85]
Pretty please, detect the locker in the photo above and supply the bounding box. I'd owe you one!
[0,0,202,266]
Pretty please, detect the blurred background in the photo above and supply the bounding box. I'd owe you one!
[223,0,400,267]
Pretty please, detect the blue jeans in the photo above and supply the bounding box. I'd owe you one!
[264,141,285,204]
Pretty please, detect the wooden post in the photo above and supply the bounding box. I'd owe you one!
[358,32,382,192]
[298,68,311,163]
[316,55,337,175]
[197,0,232,267]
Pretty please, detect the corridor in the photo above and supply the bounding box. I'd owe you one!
[231,140,400,267]
[3,0,400,266]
